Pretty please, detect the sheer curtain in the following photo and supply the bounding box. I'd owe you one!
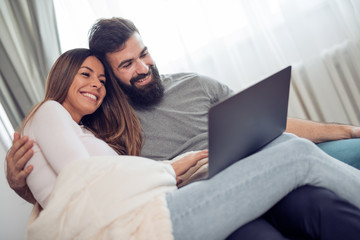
[0,0,61,149]
[0,1,61,239]
[53,0,359,125]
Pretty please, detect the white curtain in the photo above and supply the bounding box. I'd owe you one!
[0,3,59,238]
[0,0,61,149]
[53,0,360,125]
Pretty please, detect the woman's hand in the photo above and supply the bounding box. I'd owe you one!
[171,150,208,185]
[6,132,36,204]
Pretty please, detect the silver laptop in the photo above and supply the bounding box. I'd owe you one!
[207,66,292,178]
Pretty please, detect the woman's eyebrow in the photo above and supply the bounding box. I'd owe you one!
[80,66,94,72]
[80,66,105,78]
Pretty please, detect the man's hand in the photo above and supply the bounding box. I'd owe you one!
[6,132,36,204]
[351,127,360,138]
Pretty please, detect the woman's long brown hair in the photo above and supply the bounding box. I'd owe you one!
[21,48,142,156]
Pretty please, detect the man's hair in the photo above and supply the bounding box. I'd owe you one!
[88,17,139,59]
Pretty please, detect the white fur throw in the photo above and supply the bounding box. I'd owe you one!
[26,155,177,240]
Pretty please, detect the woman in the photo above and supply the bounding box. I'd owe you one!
[23,48,360,239]
[22,48,142,208]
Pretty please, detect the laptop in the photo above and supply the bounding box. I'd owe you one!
[207,66,292,178]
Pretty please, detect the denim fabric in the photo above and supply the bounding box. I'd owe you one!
[317,138,360,170]
[166,134,360,240]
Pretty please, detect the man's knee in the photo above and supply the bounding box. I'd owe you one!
[299,186,341,215]
[226,218,289,240]
[268,186,337,218]
[265,186,360,239]
[269,185,359,224]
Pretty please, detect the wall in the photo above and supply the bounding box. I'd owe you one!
[0,144,32,240]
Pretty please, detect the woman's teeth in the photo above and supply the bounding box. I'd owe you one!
[83,93,97,100]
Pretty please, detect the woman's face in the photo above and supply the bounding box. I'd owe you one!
[62,56,106,123]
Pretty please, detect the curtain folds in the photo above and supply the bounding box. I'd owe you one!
[54,0,360,126]
[0,0,61,148]
[1,0,359,150]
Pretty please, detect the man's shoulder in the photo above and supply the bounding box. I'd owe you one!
[161,72,220,87]
[161,72,200,83]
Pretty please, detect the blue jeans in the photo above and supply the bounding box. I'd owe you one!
[225,138,360,240]
[317,138,360,170]
[165,134,360,240]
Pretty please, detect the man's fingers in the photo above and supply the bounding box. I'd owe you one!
[8,165,33,189]
[7,135,30,160]
[351,127,360,138]
[12,139,33,168]
[13,132,20,142]
[18,165,33,180]
[15,148,34,171]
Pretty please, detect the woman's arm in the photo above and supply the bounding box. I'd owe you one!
[24,101,93,206]
[29,101,90,174]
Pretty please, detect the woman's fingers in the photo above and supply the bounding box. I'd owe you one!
[171,150,209,178]
[187,150,208,166]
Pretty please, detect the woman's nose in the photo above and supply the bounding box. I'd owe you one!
[90,78,102,88]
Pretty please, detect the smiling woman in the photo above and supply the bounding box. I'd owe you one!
[20,48,142,208]
[61,56,107,123]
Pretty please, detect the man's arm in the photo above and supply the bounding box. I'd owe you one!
[286,117,360,143]
[6,132,36,204]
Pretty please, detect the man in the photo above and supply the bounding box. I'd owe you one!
[6,17,360,239]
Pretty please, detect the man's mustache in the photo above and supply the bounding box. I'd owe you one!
[130,68,152,85]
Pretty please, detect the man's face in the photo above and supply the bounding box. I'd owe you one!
[106,33,164,107]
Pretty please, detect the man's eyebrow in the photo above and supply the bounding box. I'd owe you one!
[117,59,133,69]
[140,46,148,55]
[117,46,148,69]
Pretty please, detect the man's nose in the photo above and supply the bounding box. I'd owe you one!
[135,59,149,74]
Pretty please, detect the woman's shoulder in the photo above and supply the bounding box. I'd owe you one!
[31,100,73,125]
[37,100,68,115]
[40,100,63,110]
[24,100,78,136]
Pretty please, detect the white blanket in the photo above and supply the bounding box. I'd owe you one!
[26,155,177,240]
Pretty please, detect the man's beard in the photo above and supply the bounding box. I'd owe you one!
[117,65,164,108]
